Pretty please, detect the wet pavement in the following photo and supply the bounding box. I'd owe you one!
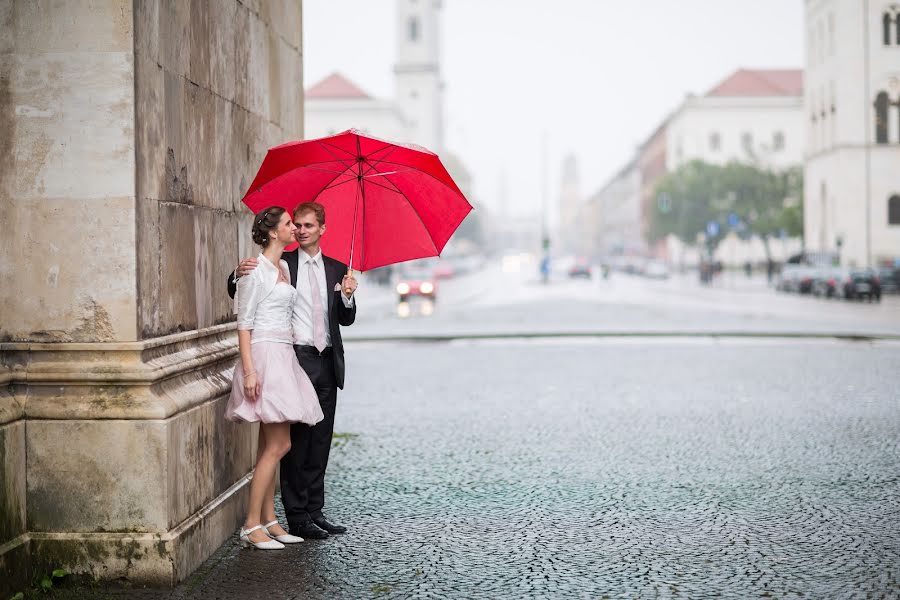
[58,337,900,599]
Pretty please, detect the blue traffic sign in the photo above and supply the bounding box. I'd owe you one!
[706,221,720,237]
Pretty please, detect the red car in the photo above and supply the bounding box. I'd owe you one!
[396,261,438,301]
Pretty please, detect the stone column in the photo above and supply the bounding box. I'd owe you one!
[0,0,303,592]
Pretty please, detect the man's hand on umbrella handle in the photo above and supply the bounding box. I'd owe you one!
[342,272,358,298]
[237,257,258,278]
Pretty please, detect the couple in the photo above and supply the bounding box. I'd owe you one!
[224,201,357,550]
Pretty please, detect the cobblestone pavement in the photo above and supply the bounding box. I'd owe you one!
[58,339,900,599]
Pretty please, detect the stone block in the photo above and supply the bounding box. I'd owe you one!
[183,82,219,210]
[208,0,237,101]
[163,70,188,203]
[0,196,137,342]
[135,52,166,202]
[262,0,301,50]
[232,3,251,111]
[244,11,269,118]
[212,95,236,206]
[0,419,26,544]
[157,202,198,335]
[136,197,161,339]
[159,0,191,78]
[193,208,239,329]
[133,0,159,67]
[188,0,211,90]
[167,395,253,527]
[27,419,168,532]
[8,51,135,201]
[0,1,14,55]
[8,0,133,53]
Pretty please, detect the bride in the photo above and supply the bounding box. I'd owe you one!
[225,206,324,550]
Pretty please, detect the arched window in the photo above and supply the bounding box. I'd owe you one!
[889,195,900,225]
[408,16,419,42]
[875,91,889,144]
[884,13,892,45]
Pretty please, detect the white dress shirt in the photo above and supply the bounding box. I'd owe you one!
[292,250,354,347]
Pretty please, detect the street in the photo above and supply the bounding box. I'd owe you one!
[60,260,900,599]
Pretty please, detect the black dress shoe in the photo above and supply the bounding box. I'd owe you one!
[312,516,347,534]
[290,521,329,540]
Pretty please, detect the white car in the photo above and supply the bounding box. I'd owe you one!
[644,260,670,279]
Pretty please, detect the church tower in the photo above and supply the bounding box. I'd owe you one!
[394,0,444,152]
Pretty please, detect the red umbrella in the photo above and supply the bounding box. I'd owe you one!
[241,129,473,272]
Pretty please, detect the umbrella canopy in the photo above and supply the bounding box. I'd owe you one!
[241,129,473,271]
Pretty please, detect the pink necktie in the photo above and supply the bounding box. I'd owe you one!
[308,261,326,352]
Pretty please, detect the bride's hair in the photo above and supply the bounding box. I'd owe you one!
[251,206,287,247]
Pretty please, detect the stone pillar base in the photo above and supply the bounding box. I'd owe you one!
[0,324,254,595]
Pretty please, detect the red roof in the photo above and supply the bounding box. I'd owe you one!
[705,69,803,97]
[306,73,371,99]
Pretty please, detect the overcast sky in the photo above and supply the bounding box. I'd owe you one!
[303,1,804,220]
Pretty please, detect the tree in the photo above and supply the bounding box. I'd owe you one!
[650,160,804,260]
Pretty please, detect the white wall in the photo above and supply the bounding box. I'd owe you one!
[804,0,900,267]
[305,98,407,143]
[667,96,805,170]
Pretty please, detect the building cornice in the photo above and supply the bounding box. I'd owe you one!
[0,323,239,423]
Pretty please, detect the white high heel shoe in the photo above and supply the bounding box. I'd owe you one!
[263,520,304,544]
[240,524,285,550]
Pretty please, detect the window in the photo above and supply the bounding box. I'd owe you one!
[709,132,721,151]
[773,131,785,151]
[408,16,419,41]
[889,195,900,225]
[741,132,753,154]
[885,13,893,46]
[875,91,889,144]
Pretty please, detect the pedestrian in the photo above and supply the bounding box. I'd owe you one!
[225,206,325,550]
[228,201,357,541]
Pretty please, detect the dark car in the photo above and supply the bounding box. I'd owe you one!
[876,266,900,294]
[839,269,881,302]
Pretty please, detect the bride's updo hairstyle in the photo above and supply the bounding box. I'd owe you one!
[251,206,287,247]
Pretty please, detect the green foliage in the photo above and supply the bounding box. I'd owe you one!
[649,160,804,254]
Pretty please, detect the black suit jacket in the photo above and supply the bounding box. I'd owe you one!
[228,249,356,389]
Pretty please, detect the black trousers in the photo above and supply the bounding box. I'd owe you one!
[280,346,338,525]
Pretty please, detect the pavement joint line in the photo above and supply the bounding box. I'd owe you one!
[344,331,900,344]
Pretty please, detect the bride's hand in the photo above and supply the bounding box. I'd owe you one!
[244,373,260,401]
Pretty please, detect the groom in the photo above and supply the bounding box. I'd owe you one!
[228,201,357,539]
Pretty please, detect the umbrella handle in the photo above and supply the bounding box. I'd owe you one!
[344,267,354,297]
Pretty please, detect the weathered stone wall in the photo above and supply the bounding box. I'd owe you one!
[0,1,303,594]
[134,0,303,339]
[0,0,138,344]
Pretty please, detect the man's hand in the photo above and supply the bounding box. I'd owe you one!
[342,273,358,298]
[236,257,258,278]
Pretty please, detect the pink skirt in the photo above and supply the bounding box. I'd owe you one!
[225,333,324,425]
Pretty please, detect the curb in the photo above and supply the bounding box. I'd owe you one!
[344,331,900,344]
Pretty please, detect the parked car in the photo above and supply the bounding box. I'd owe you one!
[644,260,670,280]
[777,264,813,293]
[839,269,881,302]
[568,258,592,279]
[876,266,900,294]
[812,266,845,298]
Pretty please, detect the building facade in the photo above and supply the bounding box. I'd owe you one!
[582,158,643,259]
[804,0,900,267]
[666,70,805,171]
[304,73,407,141]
